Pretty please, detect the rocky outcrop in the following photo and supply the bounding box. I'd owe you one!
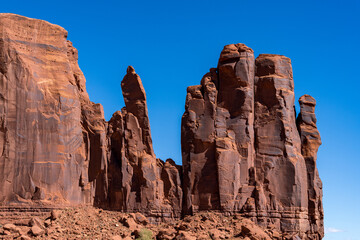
[297,95,323,237]
[0,14,182,220]
[0,13,106,205]
[0,14,323,239]
[103,66,182,220]
[0,13,182,219]
[181,44,256,215]
[181,44,323,239]
[253,54,310,236]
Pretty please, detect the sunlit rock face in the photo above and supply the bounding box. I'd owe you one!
[0,13,107,205]
[0,14,182,220]
[0,13,323,239]
[181,44,323,239]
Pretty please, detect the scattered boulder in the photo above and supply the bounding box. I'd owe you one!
[51,210,62,220]
[20,235,31,240]
[44,218,52,227]
[31,225,44,236]
[208,229,225,240]
[3,223,19,232]
[28,217,43,228]
[157,228,177,240]
[46,226,56,235]
[176,231,197,240]
[130,212,149,225]
[110,236,122,240]
[120,217,139,231]
[234,220,271,240]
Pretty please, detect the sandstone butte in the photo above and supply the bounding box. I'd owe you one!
[0,14,323,239]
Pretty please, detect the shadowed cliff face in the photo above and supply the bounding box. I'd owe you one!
[181,45,323,239]
[0,14,323,239]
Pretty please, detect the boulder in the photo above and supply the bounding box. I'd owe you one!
[31,225,44,236]
[131,212,149,225]
[51,210,62,220]
[110,236,122,240]
[3,223,19,233]
[20,235,31,240]
[28,217,43,228]
[120,217,139,231]
[176,231,197,240]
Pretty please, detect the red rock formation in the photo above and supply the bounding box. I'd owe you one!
[181,68,220,214]
[0,13,182,220]
[0,13,106,205]
[181,45,323,239]
[182,44,256,215]
[0,13,323,239]
[104,67,182,220]
[253,54,309,236]
[297,95,323,238]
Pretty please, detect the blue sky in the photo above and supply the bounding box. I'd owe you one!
[3,0,360,239]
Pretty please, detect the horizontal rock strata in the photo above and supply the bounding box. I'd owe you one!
[0,14,323,239]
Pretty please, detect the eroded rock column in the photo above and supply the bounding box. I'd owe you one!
[297,95,323,239]
[181,43,256,214]
[181,68,220,214]
[253,54,308,233]
[105,67,182,221]
[216,44,255,212]
[181,46,324,239]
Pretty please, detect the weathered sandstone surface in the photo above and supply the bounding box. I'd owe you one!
[0,14,323,239]
[102,66,183,220]
[0,13,105,205]
[0,13,182,221]
[181,44,323,239]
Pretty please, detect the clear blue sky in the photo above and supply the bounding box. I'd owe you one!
[3,1,360,239]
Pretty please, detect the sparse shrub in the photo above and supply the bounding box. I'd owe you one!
[135,228,153,240]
